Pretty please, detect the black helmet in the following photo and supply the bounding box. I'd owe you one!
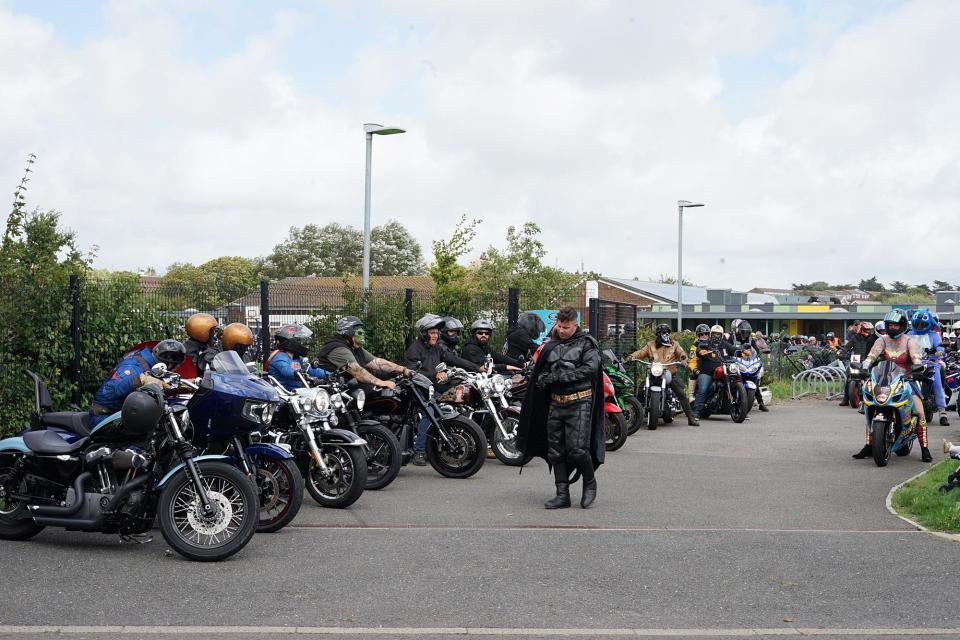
[883,309,909,339]
[274,323,314,357]
[735,321,753,344]
[415,314,445,339]
[517,312,546,340]
[695,323,710,337]
[655,323,672,346]
[121,387,163,439]
[152,339,185,369]
[335,316,363,337]
[471,319,494,335]
[440,317,464,346]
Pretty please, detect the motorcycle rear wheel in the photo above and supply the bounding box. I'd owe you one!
[605,413,628,451]
[871,419,892,467]
[623,395,645,435]
[355,423,401,490]
[0,462,44,541]
[427,415,486,479]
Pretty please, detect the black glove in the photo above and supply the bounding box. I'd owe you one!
[536,372,555,390]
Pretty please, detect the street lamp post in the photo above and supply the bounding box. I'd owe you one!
[677,200,704,331]
[362,123,406,291]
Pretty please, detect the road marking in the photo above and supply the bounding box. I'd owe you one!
[4,627,960,636]
[288,523,920,534]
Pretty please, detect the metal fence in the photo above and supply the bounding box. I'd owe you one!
[0,277,586,432]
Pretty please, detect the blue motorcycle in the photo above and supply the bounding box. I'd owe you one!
[859,360,924,467]
[735,347,764,413]
[0,372,258,561]
[176,350,303,533]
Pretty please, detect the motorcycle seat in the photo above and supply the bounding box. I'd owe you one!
[23,430,89,455]
[41,411,92,436]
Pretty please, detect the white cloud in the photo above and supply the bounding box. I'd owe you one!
[1,0,958,290]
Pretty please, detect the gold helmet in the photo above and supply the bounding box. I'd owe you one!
[185,313,219,343]
[222,323,254,351]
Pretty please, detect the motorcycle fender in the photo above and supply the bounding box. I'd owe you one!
[319,429,367,447]
[157,454,234,488]
[605,401,622,413]
[745,381,757,389]
[499,405,521,419]
[427,403,459,421]
[648,386,661,392]
[244,443,293,460]
[0,436,29,453]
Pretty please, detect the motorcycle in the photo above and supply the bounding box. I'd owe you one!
[361,366,487,479]
[264,373,368,508]
[0,366,258,561]
[697,352,750,423]
[735,347,764,413]
[602,371,628,451]
[855,360,925,467]
[843,352,865,410]
[601,350,644,435]
[633,360,684,430]
[174,350,303,533]
[439,356,524,466]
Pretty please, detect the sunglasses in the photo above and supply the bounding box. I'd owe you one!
[475,331,491,336]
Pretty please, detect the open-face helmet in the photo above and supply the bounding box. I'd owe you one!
[335,316,364,338]
[185,313,219,344]
[471,319,494,340]
[274,324,314,357]
[709,324,724,344]
[695,323,710,340]
[415,314,445,340]
[222,323,254,357]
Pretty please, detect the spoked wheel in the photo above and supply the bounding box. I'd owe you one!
[355,423,401,490]
[604,412,628,451]
[0,462,44,541]
[253,457,303,533]
[623,396,645,435]
[158,461,258,561]
[427,415,486,479]
[492,415,524,466]
[306,445,367,508]
[871,419,893,467]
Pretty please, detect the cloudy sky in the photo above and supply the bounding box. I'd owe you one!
[2,0,958,290]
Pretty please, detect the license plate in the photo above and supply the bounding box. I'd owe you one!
[851,355,861,364]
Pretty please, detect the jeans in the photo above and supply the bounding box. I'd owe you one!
[931,362,946,410]
[693,373,713,417]
[415,415,431,452]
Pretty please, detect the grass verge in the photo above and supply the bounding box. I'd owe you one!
[891,458,960,532]
[766,380,793,401]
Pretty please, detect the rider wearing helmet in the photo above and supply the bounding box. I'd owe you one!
[627,323,698,425]
[825,332,840,350]
[728,320,770,412]
[875,321,886,337]
[854,309,931,462]
[89,339,186,426]
[184,312,221,375]
[908,309,949,426]
[221,323,255,358]
[314,316,412,390]
[838,321,878,406]
[505,312,546,361]
[690,324,736,420]
[266,324,328,389]
[461,319,522,373]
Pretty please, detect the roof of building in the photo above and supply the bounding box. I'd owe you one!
[232,275,435,310]
[601,278,778,305]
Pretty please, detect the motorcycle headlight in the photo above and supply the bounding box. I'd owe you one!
[650,363,664,377]
[725,363,738,375]
[302,389,330,412]
[492,374,506,394]
[330,393,344,411]
[353,389,366,411]
[242,400,276,424]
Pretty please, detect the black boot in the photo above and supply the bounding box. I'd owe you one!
[922,447,933,463]
[852,444,872,459]
[757,396,769,412]
[581,478,597,508]
[838,399,849,407]
[545,483,571,509]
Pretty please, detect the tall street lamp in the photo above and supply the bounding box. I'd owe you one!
[363,123,406,291]
[677,200,704,331]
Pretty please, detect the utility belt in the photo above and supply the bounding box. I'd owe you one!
[550,389,592,404]
[89,402,112,417]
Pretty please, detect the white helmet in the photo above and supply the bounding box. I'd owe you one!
[952,320,960,331]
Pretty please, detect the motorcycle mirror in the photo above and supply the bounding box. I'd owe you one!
[151,363,168,377]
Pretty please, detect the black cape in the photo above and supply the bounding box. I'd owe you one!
[516,330,606,470]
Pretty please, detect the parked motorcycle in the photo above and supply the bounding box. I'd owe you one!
[854,360,925,467]
[265,374,368,508]
[362,367,487,479]
[440,356,524,466]
[174,350,303,533]
[633,360,684,430]
[0,367,258,561]
[602,372,628,451]
[601,350,644,435]
[697,352,750,423]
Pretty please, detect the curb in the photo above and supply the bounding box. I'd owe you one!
[885,462,960,544]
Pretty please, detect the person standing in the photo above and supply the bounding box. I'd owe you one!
[517,306,605,509]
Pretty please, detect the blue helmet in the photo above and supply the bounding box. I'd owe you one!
[910,309,933,334]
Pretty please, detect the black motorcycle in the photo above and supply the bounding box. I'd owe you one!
[0,367,258,561]
[633,359,684,430]
[697,352,750,423]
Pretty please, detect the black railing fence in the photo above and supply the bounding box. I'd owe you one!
[0,277,586,434]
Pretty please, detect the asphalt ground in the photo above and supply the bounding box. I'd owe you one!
[3,399,960,638]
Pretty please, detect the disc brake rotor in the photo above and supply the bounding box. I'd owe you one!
[185,491,233,536]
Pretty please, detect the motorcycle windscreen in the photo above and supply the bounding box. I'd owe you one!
[872,360,900,387]
[211,350,250,374]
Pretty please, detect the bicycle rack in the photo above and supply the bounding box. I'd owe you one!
[791,361,847,400]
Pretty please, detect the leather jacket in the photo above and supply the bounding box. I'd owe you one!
[541,330,600,395]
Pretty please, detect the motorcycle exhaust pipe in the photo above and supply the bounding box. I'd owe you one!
[33,475,150,529]
[29,471,92,517]
[31,517,100,531]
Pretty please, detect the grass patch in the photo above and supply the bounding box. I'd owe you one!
[891,459,960,532]
[766,380,793,401]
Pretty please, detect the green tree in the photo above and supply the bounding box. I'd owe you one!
[428,214,479,316]
[370,220,426,276]
[890,280,910,293]
[652,274,696,286]
[932,280,953,292]
[159,256,260,309]
[858,276,885,292]
[792,281,830,291]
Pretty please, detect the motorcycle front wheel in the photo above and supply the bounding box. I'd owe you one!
[604,412,628,451]
[427,415,486,479]
[306,445,367,508]
[354,422,401,490]
[252,456,303,533]
[492,414,524,466]
[158,461,258,562]
[729,383,749,424]
[622,395,645,435]
[646,391,661,430]
[871,419,893,467]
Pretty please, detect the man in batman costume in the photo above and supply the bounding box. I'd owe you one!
[517,306,605,509]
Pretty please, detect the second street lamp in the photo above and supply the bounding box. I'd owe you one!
[362,123,406,291]
[677,200,704,331]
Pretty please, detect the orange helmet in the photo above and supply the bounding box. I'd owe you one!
[185,313,219,343]
[222,323,254,351]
